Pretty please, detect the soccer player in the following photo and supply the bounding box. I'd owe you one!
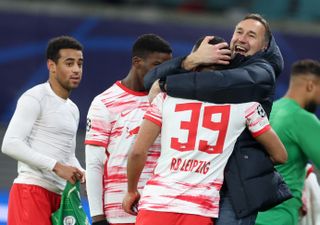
[256,59,320,225]
[1,35,85,225]
[85,34,172,225]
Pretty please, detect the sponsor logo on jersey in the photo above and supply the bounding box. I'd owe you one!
[126,126,140,138]
[121,110,131,117]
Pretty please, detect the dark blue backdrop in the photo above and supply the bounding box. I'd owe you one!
[0,10,319,129]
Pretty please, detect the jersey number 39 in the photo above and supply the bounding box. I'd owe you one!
[170,103,230,154]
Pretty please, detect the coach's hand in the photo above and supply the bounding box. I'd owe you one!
[182,36,231,70]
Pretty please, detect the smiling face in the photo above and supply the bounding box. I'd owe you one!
[230,19,268,57]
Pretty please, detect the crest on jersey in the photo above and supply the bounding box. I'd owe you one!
[257,105,266,117]
[63,216,76,225]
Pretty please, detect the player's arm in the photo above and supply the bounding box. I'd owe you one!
[2,95,58,170]
[85,99,111,223]
[86,144,108,223]
[69,135,85,182]
[295,113,320,169]
[56,105,84,184]
[246,102,287,164]
[69,108,85,173]
[254,128,287,164]
[1,95,82,184]
[123,119,161,215]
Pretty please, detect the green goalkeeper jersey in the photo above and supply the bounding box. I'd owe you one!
[51,181,89,225]
[256,98,320,225]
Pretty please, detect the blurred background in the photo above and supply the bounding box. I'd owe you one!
[0,0,319,224]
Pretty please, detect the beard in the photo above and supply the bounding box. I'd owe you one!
[305,102,318,113]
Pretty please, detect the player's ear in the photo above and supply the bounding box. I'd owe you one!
[262,39,269,52]
[262,43,268,52]
[47,59,56,74]
[132,56,143,68]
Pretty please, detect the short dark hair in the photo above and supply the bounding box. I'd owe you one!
[242,13,271,46]
[192,36,229,71]
[132,34,172,59]
[46,35,83,63]
[192,36,226,52]
[291,59,320,77]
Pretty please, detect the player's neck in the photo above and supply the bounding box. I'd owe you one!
[48,79,70,100]
[121,72,145,92]
[284,89,309,109]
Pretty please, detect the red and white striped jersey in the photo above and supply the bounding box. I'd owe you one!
[141,93,270,218]
[85,81,160,223]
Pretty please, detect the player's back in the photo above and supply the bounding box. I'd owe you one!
[141,94,269,217]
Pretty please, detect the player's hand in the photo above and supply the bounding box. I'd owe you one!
[53,162,84,184]
[148,80,161,103]
[80,170,86,183]
[122,191,140,215]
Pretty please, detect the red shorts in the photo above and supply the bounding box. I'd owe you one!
[136,210,214,225]
[7,183,61,225]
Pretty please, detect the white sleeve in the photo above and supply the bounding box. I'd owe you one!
[68,105,84,171]
[144,92,165,126]
[85,144,107,217]
[69,135,85,172]
[245,102,270,137]
[85,98,112,148]
[1,95,57,171]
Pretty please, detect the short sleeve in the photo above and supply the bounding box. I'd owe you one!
[245,103,271,137]
[143,93,166,127]
[85,98,112,148]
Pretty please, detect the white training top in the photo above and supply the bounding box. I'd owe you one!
[85,81,160,223]
[140,93,270,218]
[1,82,83,194]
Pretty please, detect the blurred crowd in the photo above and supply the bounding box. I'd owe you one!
[46,0,320,22]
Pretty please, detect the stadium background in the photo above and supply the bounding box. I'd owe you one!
[0,0,319,224]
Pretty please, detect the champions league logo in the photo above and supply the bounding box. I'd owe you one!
[86,118,91,132]
[257,104,266,117]
[63,216,76,225]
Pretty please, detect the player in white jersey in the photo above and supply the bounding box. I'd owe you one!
[85,34,172,225]
[1,36,85,225]
[123,92,287,225]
